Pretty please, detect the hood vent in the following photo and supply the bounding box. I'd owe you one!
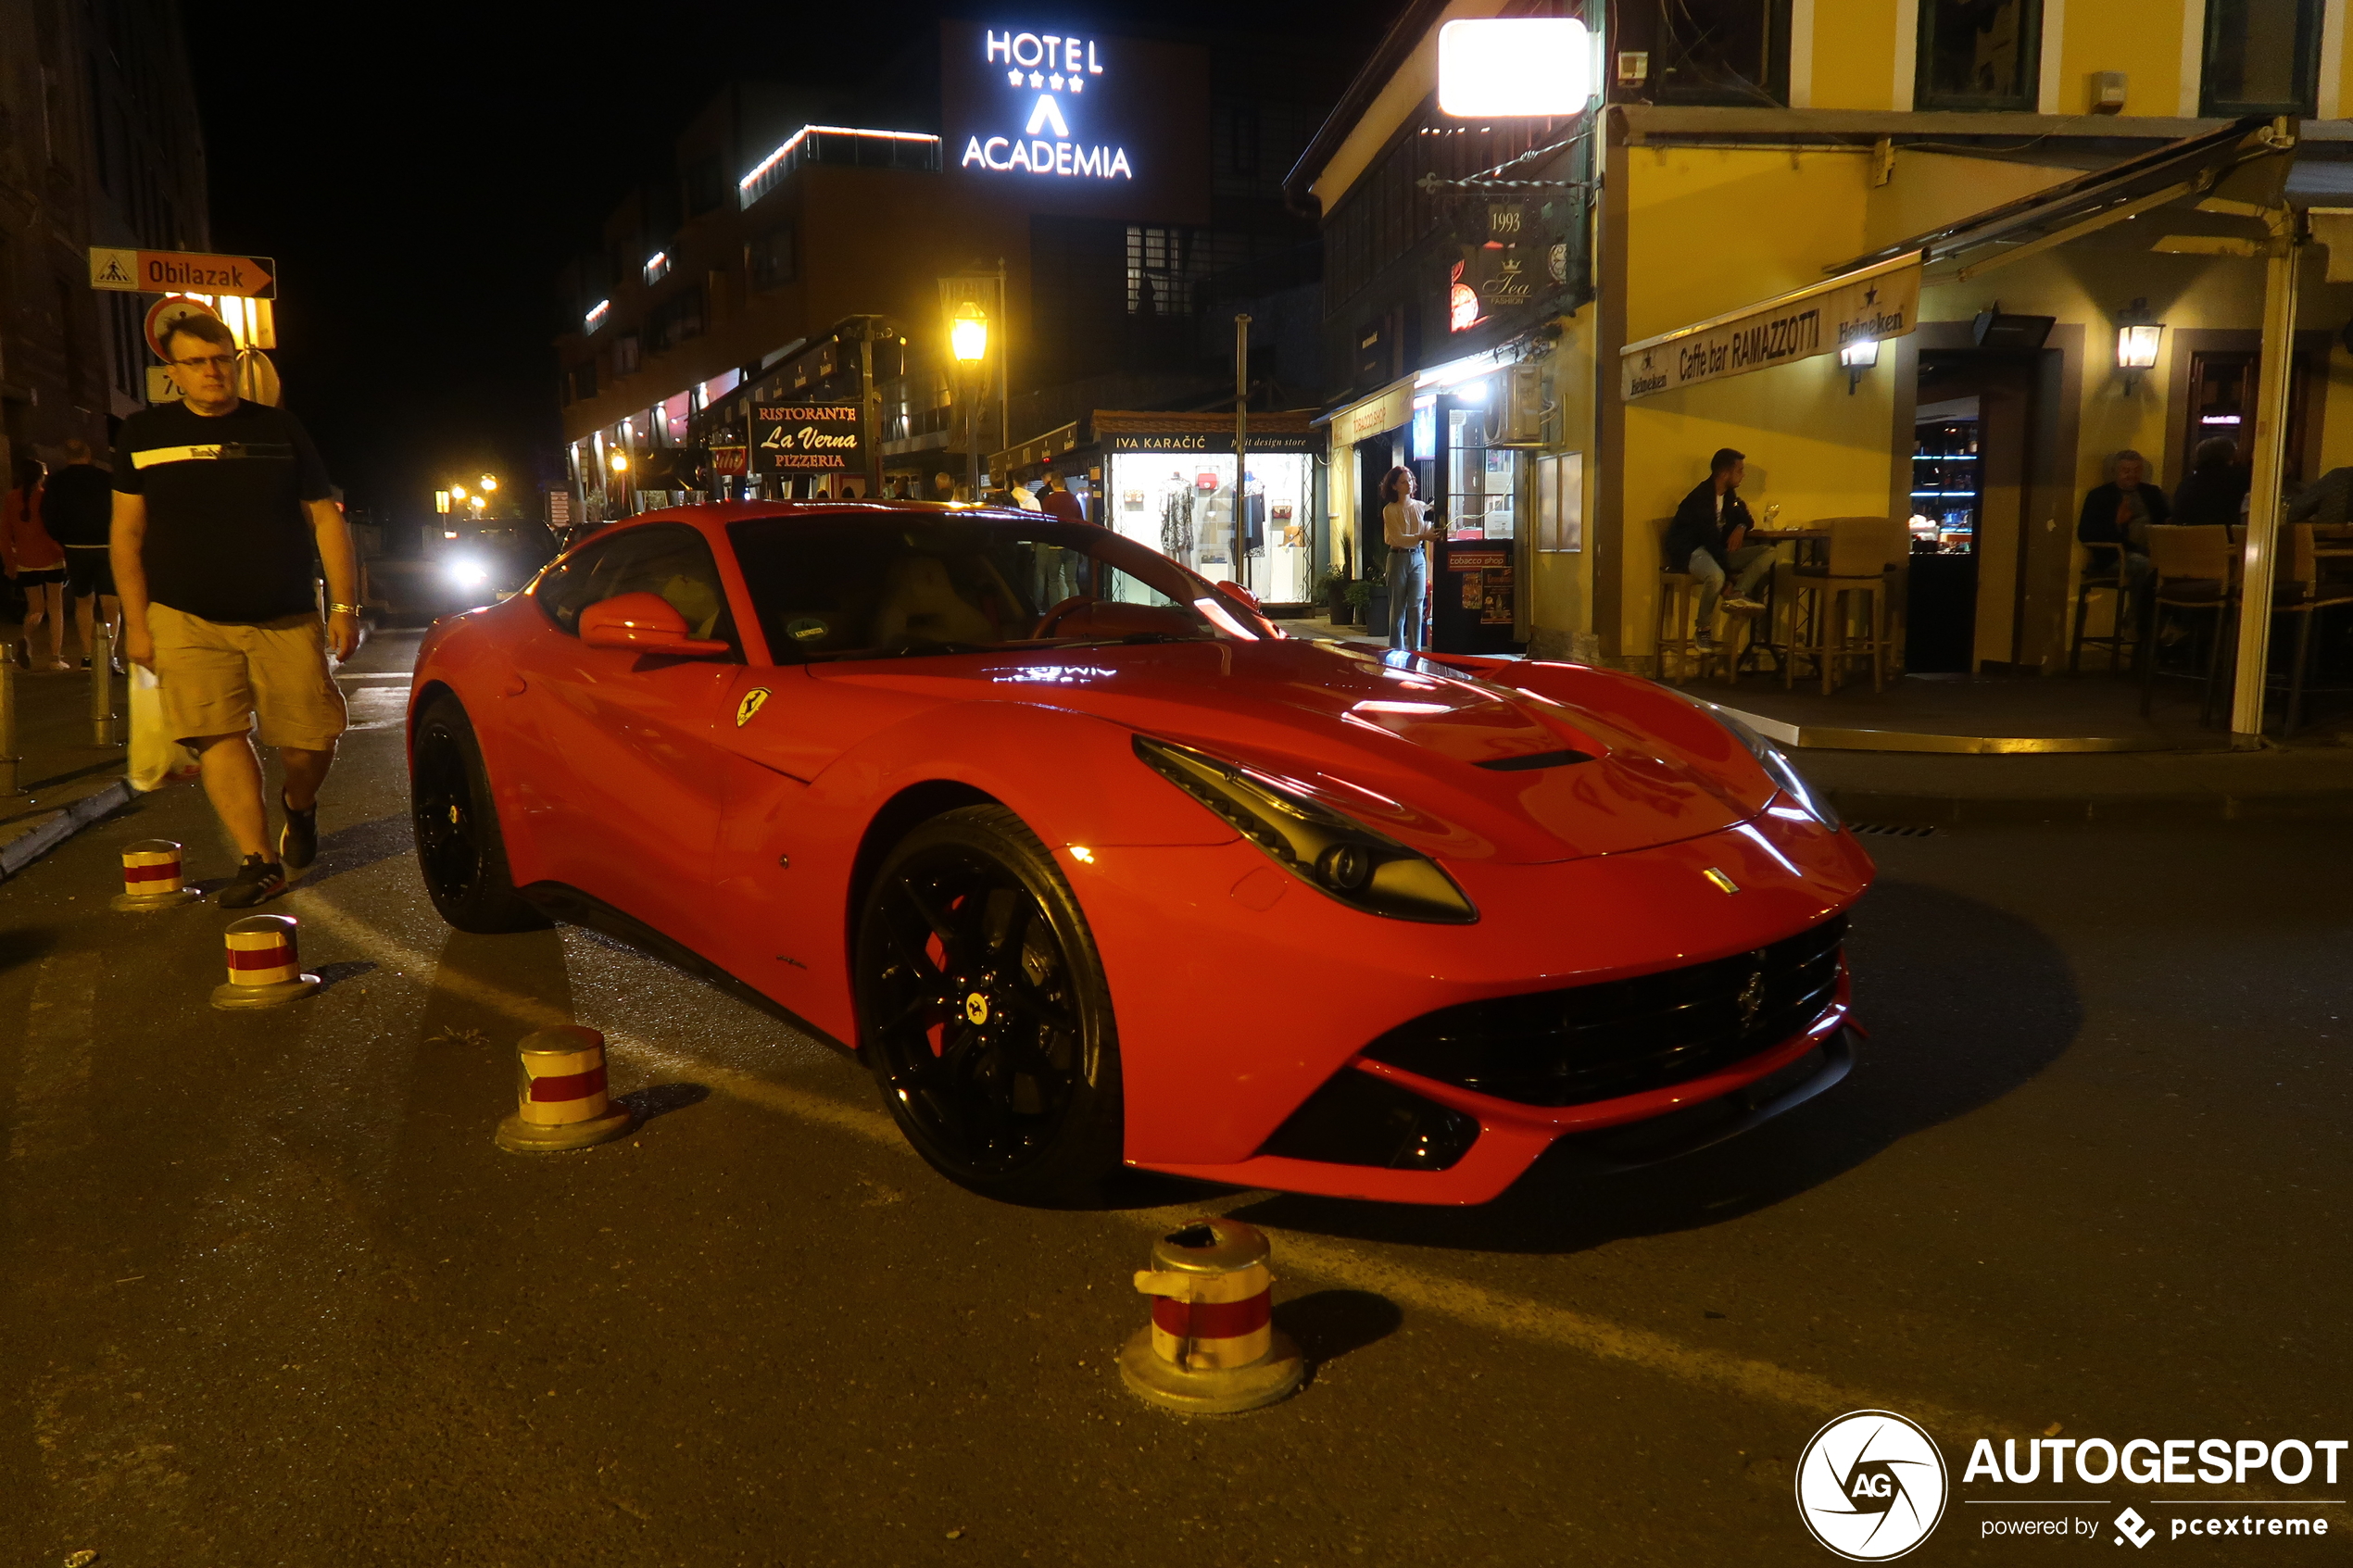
[1475,748,1596,771]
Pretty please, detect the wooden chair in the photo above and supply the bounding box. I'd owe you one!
[2265,524,2353,736]
[1785,518,1905,694]
[2139,524,2233,721]
[1655,519,1737,684]
[2068,540,2139,675]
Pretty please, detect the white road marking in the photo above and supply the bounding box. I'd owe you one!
[287,887,2012,1437]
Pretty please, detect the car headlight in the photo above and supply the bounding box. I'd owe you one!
[447,558,489,589]
[1132,735,1478,923]
[1705,705,1840,830]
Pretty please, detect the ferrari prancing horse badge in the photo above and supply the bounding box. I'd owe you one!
[736,688,772,728]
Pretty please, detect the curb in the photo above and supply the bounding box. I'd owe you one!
[0,778,138,883]
[1828,785,2353,828]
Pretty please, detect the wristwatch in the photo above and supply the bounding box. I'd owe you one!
[329,602,364,616]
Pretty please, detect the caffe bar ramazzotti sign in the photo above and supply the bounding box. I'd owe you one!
[1619,252,1921,400]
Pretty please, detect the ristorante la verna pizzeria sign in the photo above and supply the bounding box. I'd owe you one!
[961,30,1134,180]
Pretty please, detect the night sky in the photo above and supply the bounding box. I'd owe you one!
[186,2,1387,521]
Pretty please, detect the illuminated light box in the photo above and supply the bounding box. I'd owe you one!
[1437,18,1594,119]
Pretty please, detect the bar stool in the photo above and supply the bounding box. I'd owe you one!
[1785,518,1904,694]
[2139,524,2233,721]
[2068,541,2140,674]
[2264,524,2353,736]
[1655,520,1737,684]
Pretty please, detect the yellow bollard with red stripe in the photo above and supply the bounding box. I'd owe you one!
[495,1024,635,1153]
[1119,1216,1303,1414]
[111,838,200,910]
[209,913,321,1009]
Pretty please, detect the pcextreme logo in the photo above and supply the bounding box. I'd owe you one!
[1796,1410,1950,1561]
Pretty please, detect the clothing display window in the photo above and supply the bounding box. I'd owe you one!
[1104,451,1313,603]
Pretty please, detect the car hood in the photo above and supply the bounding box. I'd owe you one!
[813,640,1765,864]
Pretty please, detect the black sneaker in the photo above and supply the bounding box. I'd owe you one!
[280,796,319,872]
[219,854,287,909]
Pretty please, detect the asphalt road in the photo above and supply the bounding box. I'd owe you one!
[1,630,2345,1566]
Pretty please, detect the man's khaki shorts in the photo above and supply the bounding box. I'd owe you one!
[149,603,348,750]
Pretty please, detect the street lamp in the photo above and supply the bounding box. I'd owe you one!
[610,451,630,474]
[952,301,989,501]
[479,474,498,493]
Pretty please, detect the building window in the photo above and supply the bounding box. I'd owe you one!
[749,225,796,292]
[570,361,598,401]
[1127,227,1189,316]
[1916,0,2043,111]
[646,288,704,354]
[1613,0,1792,106]
[686,155,725,216]
[2202,0,2322,117]
[616,335,640,377]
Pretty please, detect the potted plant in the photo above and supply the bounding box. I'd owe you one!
[1346,573,1386,632]
[1318,569,1353,625]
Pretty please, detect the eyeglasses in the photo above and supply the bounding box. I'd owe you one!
[170,354,238,373]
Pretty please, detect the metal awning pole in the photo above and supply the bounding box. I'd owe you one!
[2227,207,2303,746]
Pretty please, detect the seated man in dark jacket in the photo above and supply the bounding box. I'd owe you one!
[2077,448,2169,599]
[1663,447,1772,647]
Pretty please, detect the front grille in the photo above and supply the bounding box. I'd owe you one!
[1363,916,1845,1107]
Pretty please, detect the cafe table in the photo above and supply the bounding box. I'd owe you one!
[1734,526,1831,678]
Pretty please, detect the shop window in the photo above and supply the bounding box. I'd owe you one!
[2201,0,2322,117]
[750,225,796,291]
[1443,400,1517,542]
[1611,0,1792,106]
[1915,0,2043,112]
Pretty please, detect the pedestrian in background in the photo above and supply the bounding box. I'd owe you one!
[1038,469,1088,525]
[2076,448,2169,603]
[3,457,71,671]
[43,437,121,669]
[1379,465,1438,655]
[1664,447,1772,649]
[2171,437,2247,529]
[111,313,359,909]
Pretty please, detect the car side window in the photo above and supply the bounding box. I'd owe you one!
[536,524,739,651]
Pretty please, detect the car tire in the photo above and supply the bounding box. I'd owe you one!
[854,803,1124,1205]
[409,694,549,935]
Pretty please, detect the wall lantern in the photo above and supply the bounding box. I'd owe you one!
[1437,19,1595,117]
[1840,337,1879,393]
[2117,322,2163,391]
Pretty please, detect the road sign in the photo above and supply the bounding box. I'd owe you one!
[144,295,220,359]
[145,365,189,403]
[90,246,278,299]
[547,491,573,526]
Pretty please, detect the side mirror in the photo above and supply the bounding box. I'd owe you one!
[1214,581,1263,614]
[579,591,730,657]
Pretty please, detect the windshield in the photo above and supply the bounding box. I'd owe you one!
[726,512,1269,661]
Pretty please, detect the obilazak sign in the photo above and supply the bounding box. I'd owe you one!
[961,30,1133,181]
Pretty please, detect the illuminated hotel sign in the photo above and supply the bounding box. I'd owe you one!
[961,30,1133,180]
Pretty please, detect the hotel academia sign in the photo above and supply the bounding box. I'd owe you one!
[960,30,1134,181]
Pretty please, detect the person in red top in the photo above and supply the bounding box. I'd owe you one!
[1037,469,1089,525]
[3,458,71,671]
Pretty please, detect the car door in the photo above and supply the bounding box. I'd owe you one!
[517,522,747,945]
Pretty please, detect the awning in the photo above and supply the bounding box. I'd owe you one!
[1618,251,1921,401]
[992,408,1322,474]
[1825,115,2286,282]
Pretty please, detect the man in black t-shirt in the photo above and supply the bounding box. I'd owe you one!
[41,437,120,667]
[112,313,360,908]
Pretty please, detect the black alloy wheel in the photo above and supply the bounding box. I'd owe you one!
[409,695,548,934]
[855,804,1123,1203]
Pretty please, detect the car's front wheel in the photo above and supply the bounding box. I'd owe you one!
[854,804,1123,1204]
[409,694,549,934]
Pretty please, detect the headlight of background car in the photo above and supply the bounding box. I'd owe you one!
[445,557,490,589]
[1705,704,1840,830]
[1132,735,1478,923]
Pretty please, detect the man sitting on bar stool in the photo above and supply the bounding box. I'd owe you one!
[1665,447,1772,648]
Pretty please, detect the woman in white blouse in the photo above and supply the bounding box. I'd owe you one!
[1379,466,1440,653]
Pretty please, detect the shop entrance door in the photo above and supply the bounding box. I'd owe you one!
[1910,352,2040,673]
[1356,436,1397,584]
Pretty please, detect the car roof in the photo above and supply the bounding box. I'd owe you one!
[602,499,1042,543]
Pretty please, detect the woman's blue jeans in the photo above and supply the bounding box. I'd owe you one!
[1388,546,1427,652]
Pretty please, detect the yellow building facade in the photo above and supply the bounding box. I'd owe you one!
[1302,0,2353,674]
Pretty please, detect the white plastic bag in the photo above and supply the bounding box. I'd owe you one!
[128,665,200,792]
